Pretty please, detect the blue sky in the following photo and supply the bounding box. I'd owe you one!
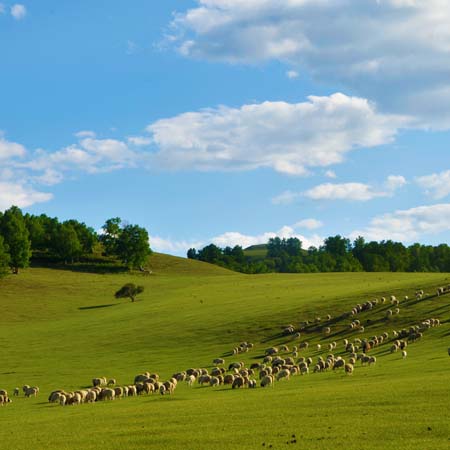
[1,1,450,255]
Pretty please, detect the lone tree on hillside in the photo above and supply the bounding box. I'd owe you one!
[114,283,144,302]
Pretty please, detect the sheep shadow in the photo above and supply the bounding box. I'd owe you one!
[78,303,119,311]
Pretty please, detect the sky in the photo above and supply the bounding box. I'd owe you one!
[1,0,450,256]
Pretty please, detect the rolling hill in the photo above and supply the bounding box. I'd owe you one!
[0,253,449,449]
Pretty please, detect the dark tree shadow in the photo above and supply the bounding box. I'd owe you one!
[78,304,119,310]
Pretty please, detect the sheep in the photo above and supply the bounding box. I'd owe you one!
[210,377,220,387]
[333,358,345,370]
[13,387,19,397]
[48,390,63,403]
[0,389,7,396]
[276,369,290,381]
[24,386,39,398]
[402,350,407,359]
[265,347,279,356]
[107,378,116,386]
[114,387,124,398]
[344,363,354,375]
[248,379,257,389]
[260,375,274,388]
[316,344,321,351]
[22,385,30,394]
[213,358,225,366]
[86,390,97,403]
[101,388,115,401]
[232,376,245,389]
[93,377,106,387]
[324,327,331,335]
[0,394,11,406]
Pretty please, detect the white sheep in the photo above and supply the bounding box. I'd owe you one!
[402,350,407,359]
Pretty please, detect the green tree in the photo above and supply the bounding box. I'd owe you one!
[114,283,144,302]
[100,217,122,256]
[65,220,97,255]
[54,223,82,263]
[0,206,31,274]
[116,224,151,269]
[0,235,10,276]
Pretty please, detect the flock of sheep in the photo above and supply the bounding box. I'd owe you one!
[1,285,448,408]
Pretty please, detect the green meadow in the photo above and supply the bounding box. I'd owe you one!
[1,253,449,449]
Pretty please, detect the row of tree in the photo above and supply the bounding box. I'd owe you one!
[0,206,151,275]
[187,235,450,274]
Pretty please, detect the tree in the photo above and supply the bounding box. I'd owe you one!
[114,283,144,302]
[0,235,10,277]
[115,224,151,269]
[54,223,82,263]
[0,206,31,274]
[100,217,122,256]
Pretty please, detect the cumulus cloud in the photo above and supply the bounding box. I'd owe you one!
[303,182,389,201]
[10,4,26,20]
[74,130,96,138]
[273,175,406,204]
[350,203,450,242]
[127,136,152,146]
[294,218,323,230]
[416,170,450,200]
[0,135,26,161]
[170,0,450,127]
[324,170,337,179]
[149,235,204,254]
[211,226,323,250]
[147,93,408,175]
[0,181,52,211]
[27,137,141,175]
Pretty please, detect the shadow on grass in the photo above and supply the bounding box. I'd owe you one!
[78,303,119,311]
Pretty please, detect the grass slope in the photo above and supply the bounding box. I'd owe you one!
[1,254,449,449]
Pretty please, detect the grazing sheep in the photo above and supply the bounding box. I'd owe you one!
[324,327,331,335]
[260,375,274,388]
[232,377,245,389]
[248,379,257,389]
[86,390,97,402]
[13,388,19,397]
[101,388,115,401]
[210,377,220,387]
[402,350,407,359]
[0,389,7,396]
[24,387,39,398]
[213,358,225,365]
[316,344,321,351]
[107,378,116,386]
[0,394,11,406]
[276,369,290,381]
[344,363,354,375]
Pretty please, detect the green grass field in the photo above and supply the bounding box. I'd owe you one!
[1,253,449,449]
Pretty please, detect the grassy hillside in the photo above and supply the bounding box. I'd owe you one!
[1,255,449,449]
[244,244,268,260]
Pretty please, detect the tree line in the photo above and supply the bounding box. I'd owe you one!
[187,235,450,274]
[0,206,151,275]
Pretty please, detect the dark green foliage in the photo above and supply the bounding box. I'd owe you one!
[116,224,151,269]
[0,235,10,276]
[99,217,122,256]
[0,206,31,273]
[188,235,450,274]
[53,223,82,263]
[114,283,144,302]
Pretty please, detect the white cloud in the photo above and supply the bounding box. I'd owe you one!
[127,136,152,146]
[303,182,389,201]
[149,235,204,254]
[0,181,52,211]
[274,175,406,204]
[170,0,450,127]
[211,226,323,250]
[286,70,299,79]
[148,93,408,175]
[27,137,140,175]
[295,218,323,230]
[74,130,96,138]
[384,175,407,191]
[324,170,337,179]
[271,190,301,205]
[416,170,450,200]
[10,4,26,20]
[0,136,26,161]
[350,203,450,242]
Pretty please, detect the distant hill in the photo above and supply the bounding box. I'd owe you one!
[243,244,268,260]
[147,252,233,276]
